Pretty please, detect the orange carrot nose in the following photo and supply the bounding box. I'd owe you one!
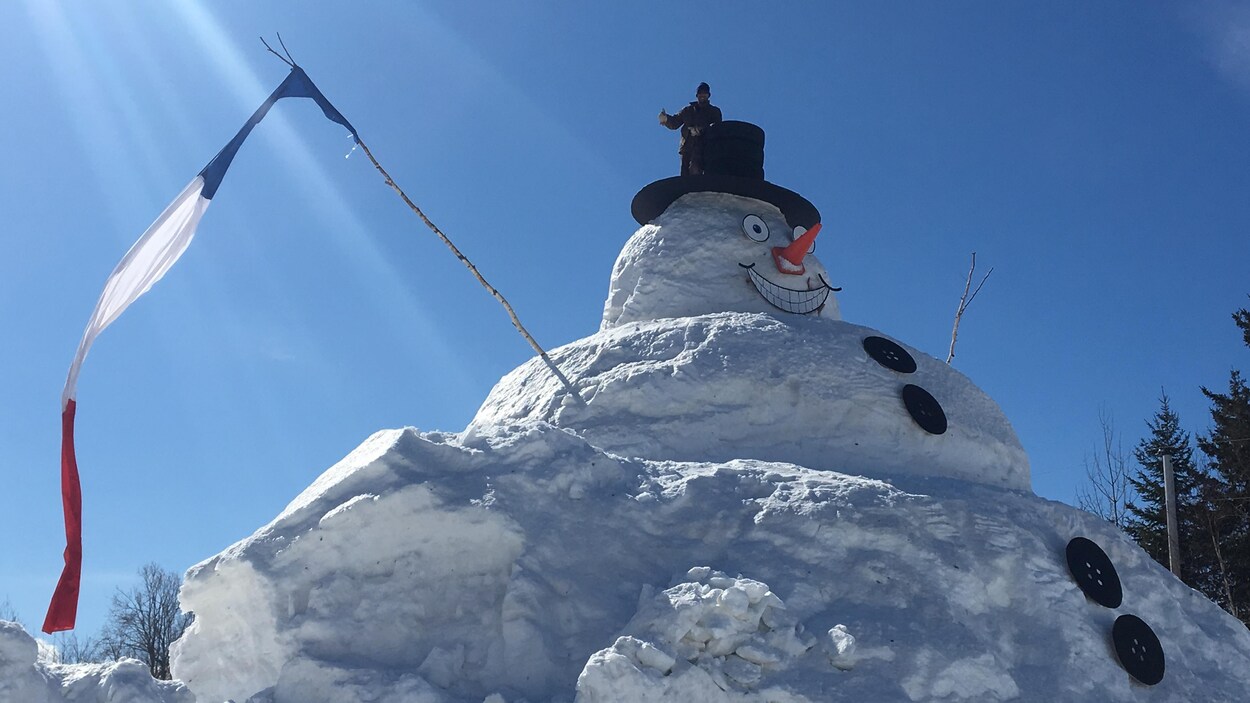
[778,222,822,266]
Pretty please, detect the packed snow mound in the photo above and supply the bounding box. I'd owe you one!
[602,192,840,329]
[172,423,1250,702]
[0,620,192,703]
[470,312,1029,491]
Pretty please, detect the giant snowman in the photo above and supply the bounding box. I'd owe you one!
[165,122,1250,702]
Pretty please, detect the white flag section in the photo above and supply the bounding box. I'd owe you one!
[45,64,359,633]
[62,176,210,408]
[44,176,211,634]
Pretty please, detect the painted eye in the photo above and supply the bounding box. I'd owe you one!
[742,214,770,242]
[792,226,815,254]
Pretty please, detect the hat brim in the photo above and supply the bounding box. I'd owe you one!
[632,175,820,230]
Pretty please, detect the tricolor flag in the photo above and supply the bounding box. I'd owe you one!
[45,66,357,633]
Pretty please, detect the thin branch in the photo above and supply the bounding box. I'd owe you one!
[946,252,993,364]
[354,139,585,405]
[964,265,992,309]
[276,33,296,65]
[259,36,295,68]
[1075,409,1134,528]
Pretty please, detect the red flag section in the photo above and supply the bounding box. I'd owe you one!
[44,399,82,633]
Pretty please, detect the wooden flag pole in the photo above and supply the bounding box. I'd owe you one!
[355,139,585,405]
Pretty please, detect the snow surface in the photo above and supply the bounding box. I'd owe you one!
[12,190,1250,701]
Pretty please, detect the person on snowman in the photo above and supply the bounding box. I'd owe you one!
[659,82,722,176]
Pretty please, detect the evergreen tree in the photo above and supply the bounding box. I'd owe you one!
[1201,371,1250,496]
[1195,303,1250,625]
[1234,305,1250,350]
[1125,392,1205,586]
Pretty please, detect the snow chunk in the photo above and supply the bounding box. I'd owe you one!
[825,624,857,671]
[576,570,819,701]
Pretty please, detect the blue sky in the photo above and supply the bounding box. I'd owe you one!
[2,1,1248,636]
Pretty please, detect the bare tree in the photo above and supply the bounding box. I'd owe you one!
[49,631,101,665]
[1076,410,1136,529]
[0,597,21,625]
[1186,451,1248,622]
[97,563,193,679]
[1195,488,1240,619]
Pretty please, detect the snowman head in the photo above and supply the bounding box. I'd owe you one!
[602,192,841,330]
[738,213,837,315]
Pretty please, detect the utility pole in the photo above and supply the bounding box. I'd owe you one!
[1163,455,1181,577]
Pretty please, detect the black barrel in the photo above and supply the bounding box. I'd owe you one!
[701,121,766,180]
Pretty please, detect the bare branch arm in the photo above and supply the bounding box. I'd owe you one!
[947,252,993,364]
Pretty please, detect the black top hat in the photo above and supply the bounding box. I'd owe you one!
[632,121,820,229]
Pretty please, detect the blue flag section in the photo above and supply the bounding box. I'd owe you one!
[200,66,358,199]
[46,65,357,634]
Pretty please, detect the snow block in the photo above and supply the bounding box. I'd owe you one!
[575,569,818,701]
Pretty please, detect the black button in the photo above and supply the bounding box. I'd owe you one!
[863,336,917,374]
[1112,614,1165,685]
[1065,537,1123,609]
[902,384,946,434]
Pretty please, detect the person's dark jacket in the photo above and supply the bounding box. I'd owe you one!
[663,101,723,153]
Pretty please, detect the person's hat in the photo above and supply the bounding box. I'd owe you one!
[696,82,711,95]
[632,120,819,229]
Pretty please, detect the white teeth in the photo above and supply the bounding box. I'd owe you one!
[741,264,830,315]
